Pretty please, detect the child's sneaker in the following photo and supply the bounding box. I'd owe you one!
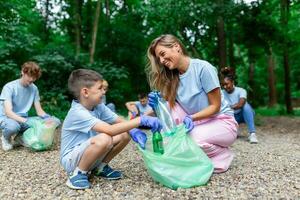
[248,133,258,144]
[66,171,91,190]
[94,164,123,180]
[1,135,13,151]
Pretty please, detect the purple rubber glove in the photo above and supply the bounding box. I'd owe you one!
[140,115,162,133]
[183,115,194,133]
[148,91,161,109]
[129,128,147,149]
[130,111,137,119]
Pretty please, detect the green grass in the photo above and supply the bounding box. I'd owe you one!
[255,104,300,116]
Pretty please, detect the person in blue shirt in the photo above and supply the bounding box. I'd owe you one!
[221,68,258,144]
[0,61,55,151]
[146,34,238,173]
[60,69,162,189]
[125,93,153,119]
[101,80,116,112]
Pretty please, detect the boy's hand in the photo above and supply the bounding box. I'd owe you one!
[183,115,194,133]
[148,91,161,109]
[129,128,147,149]
[25,118,35,128]
[140,115,162,133]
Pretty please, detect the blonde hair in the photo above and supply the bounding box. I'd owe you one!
[146,34,188,108]
[21,61,42,79]
[102,80,108,88]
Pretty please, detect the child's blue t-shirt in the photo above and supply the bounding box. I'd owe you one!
[176,59,233,116]
[0,79,40,121]
[135,101,152,115]
[222,86,247,114]
[60,100,118,162]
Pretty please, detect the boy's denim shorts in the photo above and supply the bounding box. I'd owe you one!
[61,138,105,174]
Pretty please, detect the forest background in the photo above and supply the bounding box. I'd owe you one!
[0,0,299,119]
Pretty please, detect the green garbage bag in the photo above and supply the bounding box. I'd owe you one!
[21,117,60,151]
[139,125,214,189]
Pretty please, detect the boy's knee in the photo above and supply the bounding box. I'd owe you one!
[92,134,113,151]
[121,132,130,142]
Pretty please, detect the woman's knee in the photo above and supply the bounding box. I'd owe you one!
[242,102,254,113]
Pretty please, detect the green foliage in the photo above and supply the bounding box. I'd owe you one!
[85,61,130,110]
[256,104,300,116]
[0,0,299,118]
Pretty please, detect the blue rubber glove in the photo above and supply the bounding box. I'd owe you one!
[130,111,137,119]
[40,114,51,120]
[140,115,162,133]
[148,91,161,109]
[183,115,194,133]
[129,128,147,149]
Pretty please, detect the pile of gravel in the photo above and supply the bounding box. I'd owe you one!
[0,116,299,199]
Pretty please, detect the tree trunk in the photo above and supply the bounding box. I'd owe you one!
[105,0,110,18]
[90,0,102,64]
[216,0,226,69]
[74,0,83,59]
[86,0,93,34]
[44,0,50,41]
[228,29,235,69]
[248,57,255,102]
[267,47,277,107]
[280,0,293,113]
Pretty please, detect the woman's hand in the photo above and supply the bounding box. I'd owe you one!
[148,91,161,109]
[183,115,194,133]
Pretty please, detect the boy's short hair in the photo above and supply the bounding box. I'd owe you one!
[138,93,147,99]
[102,80,108,87]
[68,69,103,99]
[21,61,42,79]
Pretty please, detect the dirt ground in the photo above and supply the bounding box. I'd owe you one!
[0,116,299,199]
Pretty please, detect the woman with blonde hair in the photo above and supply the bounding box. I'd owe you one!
[146,34,238,173]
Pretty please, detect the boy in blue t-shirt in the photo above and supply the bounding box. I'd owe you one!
[101,80,116,112]
[0,61,53,151]
[60,69,162,190]
[125,93,153,119]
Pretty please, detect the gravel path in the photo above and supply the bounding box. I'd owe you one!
[0,116,299,199]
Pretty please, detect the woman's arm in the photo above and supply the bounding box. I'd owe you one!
[190,88,221,121]
[231,98,246,110]
[125,101,139,113]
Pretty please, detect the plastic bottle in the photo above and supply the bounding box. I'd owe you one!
[154,93,176,136]
[152,132,164,154]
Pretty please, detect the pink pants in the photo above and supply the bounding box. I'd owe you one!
[170,103,238,173]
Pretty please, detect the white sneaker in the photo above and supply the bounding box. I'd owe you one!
[248,133,258,144]
[1,135,13,151]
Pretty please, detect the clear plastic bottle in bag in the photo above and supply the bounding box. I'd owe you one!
[153,93,177,147]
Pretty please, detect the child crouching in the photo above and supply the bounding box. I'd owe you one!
[60,69,162,189]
